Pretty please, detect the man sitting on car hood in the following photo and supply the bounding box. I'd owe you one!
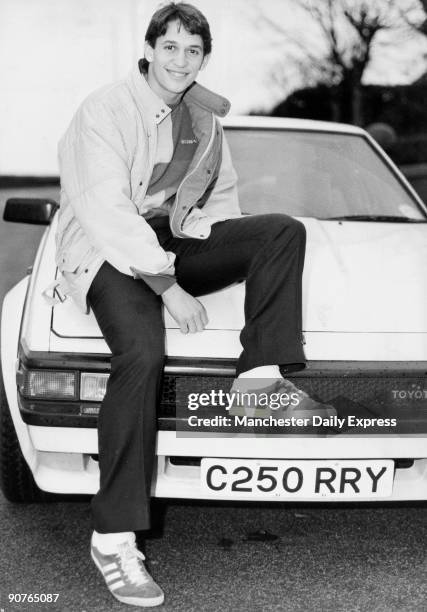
[51,2,333,607]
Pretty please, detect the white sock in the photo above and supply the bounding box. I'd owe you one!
[92,530,135,554]
[236,365,281,390]
[238,365,281,378]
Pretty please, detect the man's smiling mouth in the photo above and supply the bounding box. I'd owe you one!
[166,69,189,78]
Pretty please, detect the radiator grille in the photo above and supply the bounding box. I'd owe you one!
[159,373,427,434]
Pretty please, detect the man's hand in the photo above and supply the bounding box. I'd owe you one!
[161,283,208,333]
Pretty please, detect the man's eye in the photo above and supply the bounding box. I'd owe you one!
[165,45,175,51]
[188,49,200,55]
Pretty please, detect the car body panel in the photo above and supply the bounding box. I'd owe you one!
[1,279,38,471]
[48,329,427,361]
[221,115,367,134]
[44,216,427,360]
[50,218,427,339]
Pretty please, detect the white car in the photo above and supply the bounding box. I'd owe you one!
[1,117,427,504]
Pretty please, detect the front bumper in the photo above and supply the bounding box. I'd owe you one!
[26,431,427,501]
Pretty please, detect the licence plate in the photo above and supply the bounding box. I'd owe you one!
[200,459,394,499]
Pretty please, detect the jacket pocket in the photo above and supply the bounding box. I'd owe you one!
[58,249,85,273]
[48,247,94,313]
[56,230,92,270]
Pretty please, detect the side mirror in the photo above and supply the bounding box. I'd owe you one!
[3,198,59,225]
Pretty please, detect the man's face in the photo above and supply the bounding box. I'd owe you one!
[144,20,209,105]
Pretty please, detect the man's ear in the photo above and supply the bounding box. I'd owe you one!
[144,41,154,63]
[200,53,210,71]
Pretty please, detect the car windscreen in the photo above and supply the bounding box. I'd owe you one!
[225,128,427,220]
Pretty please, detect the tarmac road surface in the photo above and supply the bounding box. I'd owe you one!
[1,185,427,612]
[2,495,427,612]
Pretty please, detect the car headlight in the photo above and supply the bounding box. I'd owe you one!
[18,367,78,400]
[80,373,109,401]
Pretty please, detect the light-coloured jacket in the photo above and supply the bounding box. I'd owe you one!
[50,63,241,312]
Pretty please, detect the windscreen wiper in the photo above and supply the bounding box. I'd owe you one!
[324,215,427,223]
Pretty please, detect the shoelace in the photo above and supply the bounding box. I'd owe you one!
[117,542,150,586]
[280,379,338,418]
[277,379,309,400]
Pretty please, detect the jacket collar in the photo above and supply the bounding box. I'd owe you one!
[128,60,230,126]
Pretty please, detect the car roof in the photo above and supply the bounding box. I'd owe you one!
[222,115,366,136]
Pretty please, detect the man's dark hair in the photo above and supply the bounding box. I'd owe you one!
[145,2,212,56]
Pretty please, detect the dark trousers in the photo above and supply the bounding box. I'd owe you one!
[87,214,306,533]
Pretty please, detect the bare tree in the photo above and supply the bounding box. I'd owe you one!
[257,0,427,125]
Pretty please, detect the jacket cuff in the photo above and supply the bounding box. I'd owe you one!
[130,267,177,295]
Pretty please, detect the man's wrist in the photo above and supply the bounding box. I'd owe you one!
[161,281,180,299]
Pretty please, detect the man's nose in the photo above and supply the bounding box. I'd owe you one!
[173,49,187,67]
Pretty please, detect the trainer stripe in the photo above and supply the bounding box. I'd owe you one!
[106,571,122,583]
[102,562,118,572]
[110,579,125,590]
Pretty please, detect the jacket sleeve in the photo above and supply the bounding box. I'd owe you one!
[201,127,242,220]
[58,99,176,286]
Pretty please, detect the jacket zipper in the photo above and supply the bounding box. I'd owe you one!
[170,114,216,235]
[135,125,157,209]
